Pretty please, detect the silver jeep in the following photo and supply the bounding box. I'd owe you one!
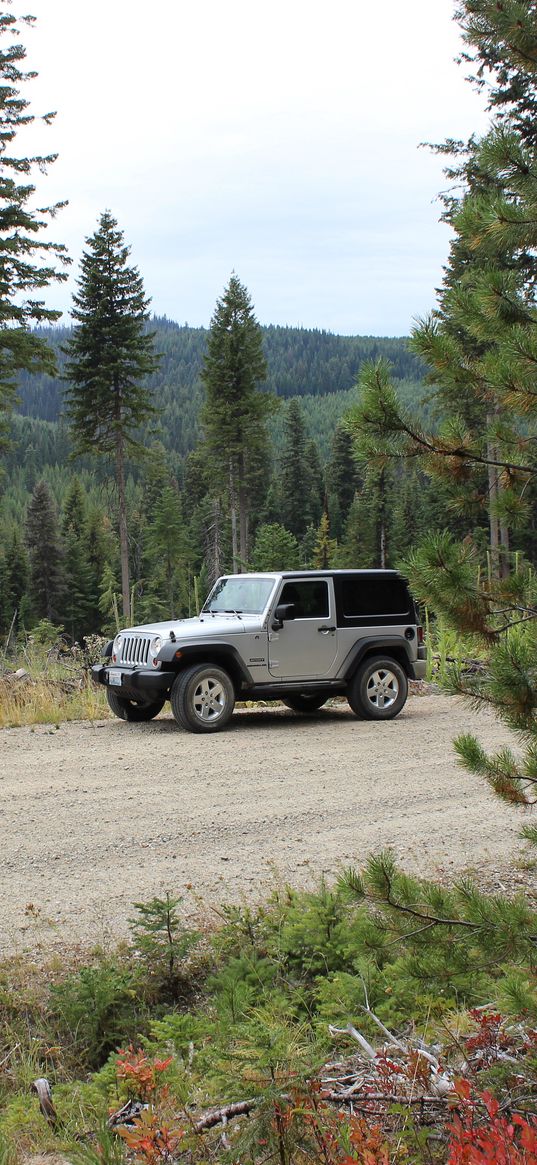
[91,570,427,733]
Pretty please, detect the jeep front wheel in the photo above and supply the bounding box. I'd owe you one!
[347,657,407,720]
[171,664,235,733]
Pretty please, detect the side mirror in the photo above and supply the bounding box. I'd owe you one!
[272,603,296,630]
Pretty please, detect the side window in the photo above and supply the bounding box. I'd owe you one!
[335,575,412,622]
[279,580,329,619]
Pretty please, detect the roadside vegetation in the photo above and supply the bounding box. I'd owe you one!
[0,865,536,1162]
[0,623,109,728]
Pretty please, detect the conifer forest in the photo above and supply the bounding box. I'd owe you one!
[2,306,431,640]
[2,2,536,649]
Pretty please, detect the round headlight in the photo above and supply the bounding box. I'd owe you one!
[150,635,162,657]
[111,633,122,661]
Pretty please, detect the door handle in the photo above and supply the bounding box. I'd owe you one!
[318,625,336,634]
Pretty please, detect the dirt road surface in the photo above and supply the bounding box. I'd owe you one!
[0,693,534,955]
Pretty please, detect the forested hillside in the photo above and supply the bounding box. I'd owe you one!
[13,319,426,458]
[0,315,439,641]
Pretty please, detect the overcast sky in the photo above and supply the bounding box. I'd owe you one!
[21,0,489,336]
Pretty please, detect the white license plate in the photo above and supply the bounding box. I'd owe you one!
[108,670,123,686]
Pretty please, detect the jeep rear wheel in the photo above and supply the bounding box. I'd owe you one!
[281,694,328,713]
[171,664,235,733]
[347,657,407,720]
[106,689,165,721]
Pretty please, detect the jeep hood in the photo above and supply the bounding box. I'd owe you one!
[124,613,260,639]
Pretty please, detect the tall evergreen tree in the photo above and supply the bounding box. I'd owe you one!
[327,422,361,539]
[25,479,65,624]
[345,362,399,568]
[0,525,28,638]
[412,0,537,574]
[144,483,192,617]
[63,212,158,621]
[277,399,322,540]
[0,6,68,450]
[200,274,276,572]
[353,1,537,812]
[61,478,100,638]
[456,0,537,145]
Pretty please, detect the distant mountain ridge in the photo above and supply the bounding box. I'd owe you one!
[15,317,425,426]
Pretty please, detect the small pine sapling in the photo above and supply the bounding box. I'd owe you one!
[129,893,200,1000]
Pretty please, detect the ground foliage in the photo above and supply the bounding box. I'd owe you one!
[0,859,536,1161]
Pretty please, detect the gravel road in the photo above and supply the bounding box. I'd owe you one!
[0,692,533,955]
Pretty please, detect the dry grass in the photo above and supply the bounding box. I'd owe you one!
[0,676,111,729]
[0,629,112,728]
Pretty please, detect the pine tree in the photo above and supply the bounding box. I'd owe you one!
[63,212,158,621]
[312,512,336,569]
[456,0,537,145]
[345,362,398,568]
[0,6,68,449]
[277,399,309,538]
[144,484,192,616]
[200,274,277,572]
[305,438,324,529]
[277,400,322,540]
[335,496,364,568]
[354,1,537,811]
[346,4,537,581]
[327,423,360,539]
[251,523,299,571]
[61,478,99,639]
[0,525,28,638]
[25,479,65,624]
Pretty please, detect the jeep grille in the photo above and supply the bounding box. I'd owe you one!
[118,635,151,666]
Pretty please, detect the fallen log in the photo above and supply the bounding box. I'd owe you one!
[31,1077,58,1129]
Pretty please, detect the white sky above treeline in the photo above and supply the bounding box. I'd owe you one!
[20,0,490,335]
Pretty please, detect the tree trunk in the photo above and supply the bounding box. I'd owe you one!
[487,430,510,579]
[116,434,130,623]
[499,516,510,579]
[206,497,223,589]
[487,437,501,579]
[229,458,239,572]
[378,468,387,569]
[238,456,249,570]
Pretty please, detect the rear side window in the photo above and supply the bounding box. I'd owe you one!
[279,580,329,619]
[335,574,413,624]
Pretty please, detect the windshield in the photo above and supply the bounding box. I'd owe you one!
[203,576,275,615]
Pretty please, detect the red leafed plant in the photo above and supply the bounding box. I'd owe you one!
[272,1085,394,1165]
[114,1048,183,1164]
[448,1079,537,1164]
[116,1045,173,1102]
[339,1116,393,1165]
[117,1107,184,1165]
[465,1010,515,1066]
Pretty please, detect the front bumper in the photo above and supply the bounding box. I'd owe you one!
[91,664,176,699]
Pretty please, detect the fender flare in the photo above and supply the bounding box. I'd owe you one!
[340,637,414,681]
[157,640,254,688]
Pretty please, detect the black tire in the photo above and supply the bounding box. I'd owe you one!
[347,657,408,720]
[106,689,165,722]
[170,663,235,733]
[281,694,328,713]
